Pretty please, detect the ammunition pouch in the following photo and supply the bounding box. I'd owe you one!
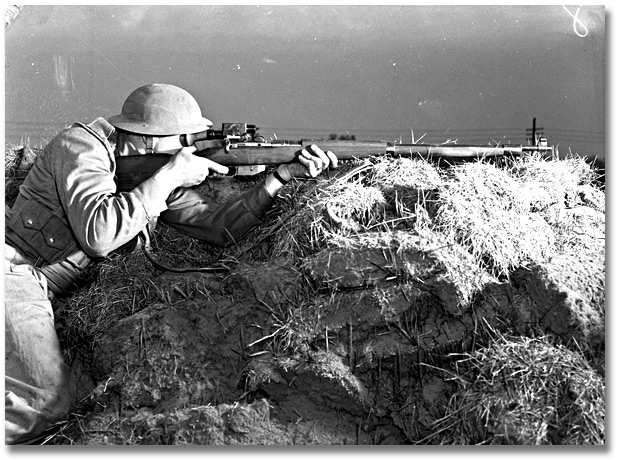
[6,199,78,265]
[6,198,95,298]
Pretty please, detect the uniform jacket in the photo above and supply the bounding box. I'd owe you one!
[5,117,275,295]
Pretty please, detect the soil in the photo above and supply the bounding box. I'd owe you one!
[9,155,599,445]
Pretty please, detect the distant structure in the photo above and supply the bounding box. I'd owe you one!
[329,133,356,141]
[526,117,545,146]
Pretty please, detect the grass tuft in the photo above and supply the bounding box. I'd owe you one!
[429,333,605,445]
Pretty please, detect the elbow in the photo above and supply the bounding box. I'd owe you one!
[81,239,114,258]
[208,231,236,248]
[83,235,141,258]
[81,223,138,258]
[196,227,241,248]
[81,227,115,257]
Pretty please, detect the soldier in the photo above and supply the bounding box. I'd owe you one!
[4,83,337,444]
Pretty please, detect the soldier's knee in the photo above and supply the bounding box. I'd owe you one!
[4,368,76,444]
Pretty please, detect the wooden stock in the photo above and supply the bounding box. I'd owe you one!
[114,140,553,192]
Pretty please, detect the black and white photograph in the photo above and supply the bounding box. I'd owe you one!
[4,4,606,447]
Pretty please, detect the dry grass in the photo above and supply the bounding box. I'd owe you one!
[57,251,154,358]
[509,151,602,209]
[508,152,605,256]
[253,173,387,262]
[5,144,41,205]
[148,224,231,269]
[368,156,444,192]
[429,333,605,445]
[431,160,556,278]
[57,225,233,360]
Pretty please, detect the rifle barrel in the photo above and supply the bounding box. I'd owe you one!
[114,140,553,192]
[195,140,552,165]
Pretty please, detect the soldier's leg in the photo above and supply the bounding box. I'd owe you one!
[4,246,76,444]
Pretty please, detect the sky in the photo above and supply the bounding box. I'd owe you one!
[0,3,617,451]
[3,3,607,162]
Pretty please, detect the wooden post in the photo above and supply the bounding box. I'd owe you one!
[526,117,544,145]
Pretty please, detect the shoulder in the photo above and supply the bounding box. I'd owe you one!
[46,118,116,154]
[82,117,116,141]
[45,118,118,169]
[67,117,116,147]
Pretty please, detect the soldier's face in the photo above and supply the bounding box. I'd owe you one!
[153,135,184,155]
[118,133,184,156]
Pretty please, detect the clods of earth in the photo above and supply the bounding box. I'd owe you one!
[6,146,605,445]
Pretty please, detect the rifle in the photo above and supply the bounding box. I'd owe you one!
[114,123,555,192]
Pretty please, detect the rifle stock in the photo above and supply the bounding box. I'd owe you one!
[114,136,554,192]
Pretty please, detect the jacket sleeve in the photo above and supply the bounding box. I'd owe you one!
[50,123,170,257]
[160,183,276,247]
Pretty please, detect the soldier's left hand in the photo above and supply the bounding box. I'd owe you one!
[286,144,338,179]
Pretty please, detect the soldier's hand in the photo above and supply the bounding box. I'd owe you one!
[152,147,229,194]
[283,144,338,180]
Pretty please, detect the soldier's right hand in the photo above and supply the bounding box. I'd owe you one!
[152,147,229,194]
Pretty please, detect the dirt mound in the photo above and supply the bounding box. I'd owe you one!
[69,266,381,445]
[6,145,603,445]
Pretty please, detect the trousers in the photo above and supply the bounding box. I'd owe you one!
[4,244,76,444]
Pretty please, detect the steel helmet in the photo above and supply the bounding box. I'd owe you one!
[108,83,212,136]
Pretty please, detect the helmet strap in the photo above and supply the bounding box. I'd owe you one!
[143,136,155,154]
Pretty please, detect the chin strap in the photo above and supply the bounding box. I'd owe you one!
[143,136,155,154]
[139,229,230,273]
